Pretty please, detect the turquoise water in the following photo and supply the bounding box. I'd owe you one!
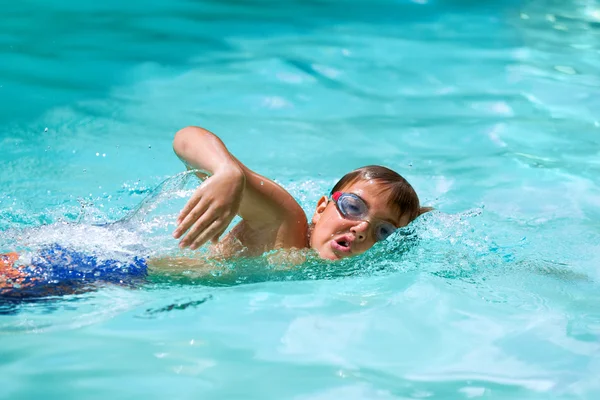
[2,0,600,398]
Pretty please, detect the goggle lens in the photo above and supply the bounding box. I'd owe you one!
[332,192,397,241]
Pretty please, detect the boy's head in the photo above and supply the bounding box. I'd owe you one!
[310,165,430,260]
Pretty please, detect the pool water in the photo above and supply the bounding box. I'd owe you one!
[2,0,600,398]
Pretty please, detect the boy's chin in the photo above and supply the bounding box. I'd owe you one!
[315,246,343,261]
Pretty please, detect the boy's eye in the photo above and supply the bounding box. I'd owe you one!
[340,197,367,216]
[347,203,361,213]
[376,223,396,241]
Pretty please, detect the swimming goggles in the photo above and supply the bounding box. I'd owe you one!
[331,191,397,242]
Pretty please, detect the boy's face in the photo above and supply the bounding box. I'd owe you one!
[310,179,409,260]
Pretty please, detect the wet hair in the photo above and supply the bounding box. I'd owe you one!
[331,165,432,225]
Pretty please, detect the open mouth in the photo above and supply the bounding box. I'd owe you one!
[331,236,353,254]
[337,239,350,249]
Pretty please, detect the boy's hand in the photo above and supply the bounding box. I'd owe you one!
[173,166,245,250]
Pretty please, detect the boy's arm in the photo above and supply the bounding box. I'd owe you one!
[172,126,307,250]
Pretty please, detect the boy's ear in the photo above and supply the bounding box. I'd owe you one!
[419,206,434,216]
[311,196,329,224]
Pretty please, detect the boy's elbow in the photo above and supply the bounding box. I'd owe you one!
[173,126,202,157]
[173,128,187,157]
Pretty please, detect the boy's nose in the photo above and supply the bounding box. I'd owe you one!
[350,221,370,242]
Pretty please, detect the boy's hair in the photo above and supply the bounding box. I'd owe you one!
[331,165,431,224]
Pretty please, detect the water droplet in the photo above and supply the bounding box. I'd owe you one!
[102,153,106,157]
[96,152,100,156]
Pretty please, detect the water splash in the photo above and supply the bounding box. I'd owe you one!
[0,170,206,257]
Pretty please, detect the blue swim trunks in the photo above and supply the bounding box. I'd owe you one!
[1,244,148,299]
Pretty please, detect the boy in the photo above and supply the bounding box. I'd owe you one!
[1,126,430,296]
[172,126,430,260]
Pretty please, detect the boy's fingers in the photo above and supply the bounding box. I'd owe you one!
[180,207,220,248]
[189,218,222,250]
[177,201,195,226]
[176,188,203,224]
[174,199,209,239]
[179,216,212,248]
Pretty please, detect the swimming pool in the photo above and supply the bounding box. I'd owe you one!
[2,0,600,397]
